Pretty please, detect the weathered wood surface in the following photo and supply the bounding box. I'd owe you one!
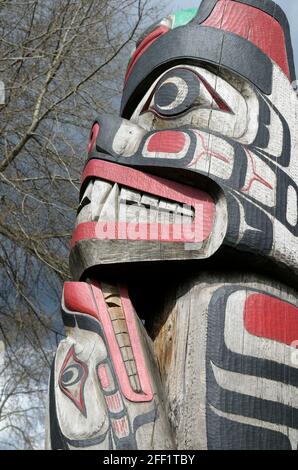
[47,281,173,449]
[154,273,298,449]
[48,0,298,450]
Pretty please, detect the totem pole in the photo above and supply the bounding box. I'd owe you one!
[47,0,298,449]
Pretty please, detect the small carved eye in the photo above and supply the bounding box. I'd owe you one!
[153,69,201,117]
[143,67,231,118]
[58,346,88,416]
[61,364,84,387]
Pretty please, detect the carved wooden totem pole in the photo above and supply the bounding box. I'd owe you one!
[47,0,298,450]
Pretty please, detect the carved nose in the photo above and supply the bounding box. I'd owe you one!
[87,114,147,159]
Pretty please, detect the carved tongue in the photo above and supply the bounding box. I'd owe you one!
[101,283,141,393]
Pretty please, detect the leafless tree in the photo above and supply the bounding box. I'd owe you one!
[0,0,166,449]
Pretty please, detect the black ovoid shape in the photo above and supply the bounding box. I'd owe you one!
[62,364,84,387]
[153,69,200,117]
[154,82,178,107]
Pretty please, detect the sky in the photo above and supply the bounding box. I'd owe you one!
[165,0,298,74]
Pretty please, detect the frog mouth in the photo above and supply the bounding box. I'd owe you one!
[71,159,215,247]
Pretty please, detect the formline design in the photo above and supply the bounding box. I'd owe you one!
[47,0,298,450]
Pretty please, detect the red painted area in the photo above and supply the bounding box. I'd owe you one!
[97,364,110,390]
[87,123,100,154]
[147,131,186,154]
[72,220,211,245]
[105,392,123,413]
[244,294,298,346]
[119,285,153,401]
[72,159,215,247]
[80,160,209,203]
[112,416,129,438]
[64,282,99,320]
[125,26,169,83]
[203,0,290,79]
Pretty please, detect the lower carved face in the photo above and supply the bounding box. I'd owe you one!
[48,282,173,450]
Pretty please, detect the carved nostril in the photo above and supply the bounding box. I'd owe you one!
[87,123,100,154]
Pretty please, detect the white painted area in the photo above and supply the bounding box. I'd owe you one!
[112,120,146,157]
[286,185,298,227]
[211,360,298,409]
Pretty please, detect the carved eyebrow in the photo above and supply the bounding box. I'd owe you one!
[121,26,273,117]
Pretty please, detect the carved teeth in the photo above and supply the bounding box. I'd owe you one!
[98,183,119,222]
[119,203,140,223]
[82,180,94,201]
[116,333,131,348]
[119,188,141,205]
[111,318,127,335]
[159,201,177,224]
[140,194,159,207]
[125,360,137,377]
[76,180,93,226]
[140,194,159,222]
[77,179,195,225]
[91,180,113,220]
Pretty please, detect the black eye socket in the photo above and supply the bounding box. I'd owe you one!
[143,67,231,118]
[155,82,180,107]
[61,364,84,387]
[152,68,201,117]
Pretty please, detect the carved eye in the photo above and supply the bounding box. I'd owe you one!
[61,364,84,387]
[143,68,231,118]
[59,346,88,417]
